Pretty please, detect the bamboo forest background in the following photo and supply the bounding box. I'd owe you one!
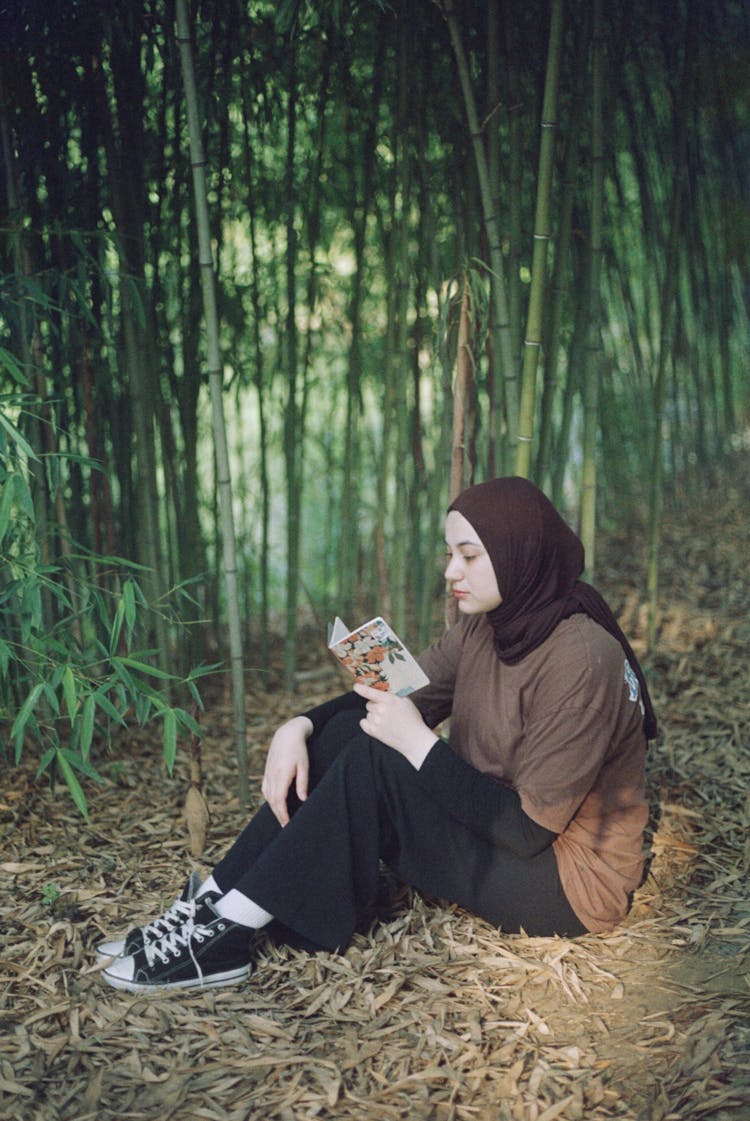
[1,0,749,792]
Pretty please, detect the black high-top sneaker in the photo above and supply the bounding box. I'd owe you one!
[96,872,202,960]
[101,894,255,992]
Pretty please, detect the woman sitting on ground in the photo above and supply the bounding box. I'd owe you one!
[97,476,657,992]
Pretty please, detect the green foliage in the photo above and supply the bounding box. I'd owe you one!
[0,398,216,819]
[1,0,747,690]
[41,883,61,907]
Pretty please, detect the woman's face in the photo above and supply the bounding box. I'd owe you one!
[444,510,502,614]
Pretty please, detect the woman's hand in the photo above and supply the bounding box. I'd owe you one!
[261,715,314,826]
[353,683,438,769]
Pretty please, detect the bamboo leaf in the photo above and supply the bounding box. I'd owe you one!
[69,228,88,258]
[109,598,125,655]
[55,748,90,820]
[93,688,127,726]
[123,275,147,328]
[0,477,14,546]
[118,656,176,681]
[62,666,78,722]
[0,411,40,462]
[274,0,302,33]
[59,747,105,784]
[15,714,38,763]
[163,708,178,775]
[135,691,154,724]
[122,579,137,643]
[47,449,103,471]
[35,746,56,778]
[186,678,203,707]
[65,277,100,330]
[174,707,202,737]
[80,694,96,760]
[0,346,29,386]
[110,657,137,693]
[43,681,60,715]
[66,549,150,571]
[49,663,66,689]
[129,579,148,607]
[13,472,36,520]
[19,275,59,310]
[10,682,44,745]
[186,662,223,680]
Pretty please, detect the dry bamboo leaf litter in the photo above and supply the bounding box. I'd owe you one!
[2,474,750,1120]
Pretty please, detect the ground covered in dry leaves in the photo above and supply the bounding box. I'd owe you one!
[2,470,749,1121]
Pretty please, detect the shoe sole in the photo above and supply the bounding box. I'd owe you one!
[96,943,126,961]
[101,962,252,993]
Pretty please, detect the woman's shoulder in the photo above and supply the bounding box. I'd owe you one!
[524,614,626,699]
[546,613,623,660]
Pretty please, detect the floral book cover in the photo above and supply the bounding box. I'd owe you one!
[327,616,429,697]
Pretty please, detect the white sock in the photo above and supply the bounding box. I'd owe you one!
[214,889,274,930]
[196,874,221,898]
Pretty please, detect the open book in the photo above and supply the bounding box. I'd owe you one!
[327,616,429,697]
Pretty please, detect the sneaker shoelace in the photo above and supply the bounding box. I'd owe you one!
[143,899,216,986]
[141,896,196,943]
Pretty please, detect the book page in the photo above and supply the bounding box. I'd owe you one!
[328,616,429,697]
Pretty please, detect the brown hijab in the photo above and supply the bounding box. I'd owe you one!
[450,477,657,739]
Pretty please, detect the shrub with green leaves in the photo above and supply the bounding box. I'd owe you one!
[0,396,215,819]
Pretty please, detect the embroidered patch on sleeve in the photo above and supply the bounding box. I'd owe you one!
[624,659,640,703]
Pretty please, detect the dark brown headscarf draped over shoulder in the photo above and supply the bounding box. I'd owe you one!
[450,477,657,740]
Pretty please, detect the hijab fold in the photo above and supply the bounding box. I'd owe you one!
[450,477,657,740]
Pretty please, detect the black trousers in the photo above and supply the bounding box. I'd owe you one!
[211,711,586,951]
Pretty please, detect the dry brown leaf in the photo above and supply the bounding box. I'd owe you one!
[184,783,211,857]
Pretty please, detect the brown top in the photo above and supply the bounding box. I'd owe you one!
[413,613,649,933]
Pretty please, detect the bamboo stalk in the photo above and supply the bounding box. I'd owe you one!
[536,16,588,487]
[390,3,413,638]
[515,0,565,478]
[175,0,249,806]
[487,0,507,475]
[239,63,271,681]
[283,43,301,692]
[579,0,604,578]
[646,1,694,651]
[442,0,518,448]
[0,80,53,631]
[504,13,523,476]
[339,22,387,620]
[447,278,474,629]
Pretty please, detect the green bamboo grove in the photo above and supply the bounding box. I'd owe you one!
[1,0,748,713]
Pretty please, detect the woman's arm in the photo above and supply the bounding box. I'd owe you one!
[261,715,314,827]
[262,691,369,826]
